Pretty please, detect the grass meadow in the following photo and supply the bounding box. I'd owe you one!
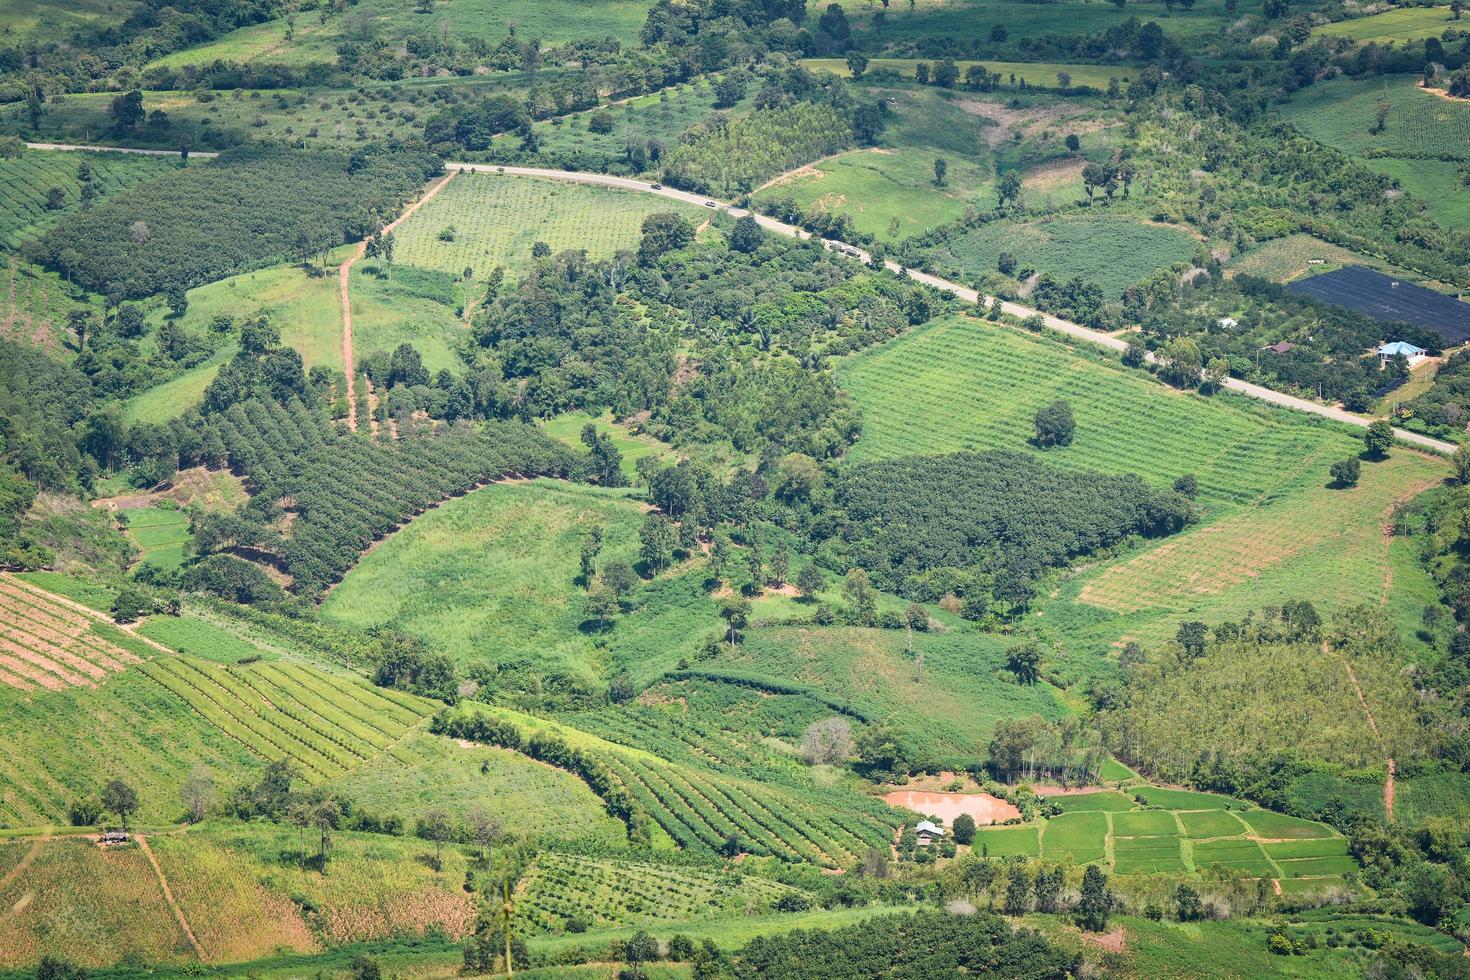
[321,479,716,683]
[1310,5,1463,43]
[541,411,673,482]
[393,174,699,280]
[923,213,1198,297]
[1227,233,1403,283]
[124,346,235,424]
[1365,157,1470,231]
[328,732,626,843]
[839,314,1448,653]
[0,0,137,42]
[842,0,1239,47]
[148,0,651,71]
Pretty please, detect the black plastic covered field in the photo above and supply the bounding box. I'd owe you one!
[1287,265,1470,345]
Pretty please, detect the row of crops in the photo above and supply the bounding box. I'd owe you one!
[971,790,1356,878]
[839,315,1353,506]
[601,752,898,869]
[0,151,175,248]
[0,576,142,691]
[136,655,432,782]
[205,397,584,594]
[518,852,804,934]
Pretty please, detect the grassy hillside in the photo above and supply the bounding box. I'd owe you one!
[321,479,718,684]
[839,314,1447,651]
[1310,5,1461,43]
[1280,75,1470,162]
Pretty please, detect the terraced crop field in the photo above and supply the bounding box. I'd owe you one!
[1262,838,1359,878]
[120,506,192,570]
[518,852,806,933]
[0,150,174,249]
[0,575,147,691]
[392,174,701,280]
[136,656,433,782]
[1040,811,1108,864]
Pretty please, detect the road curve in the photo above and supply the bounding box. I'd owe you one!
[446,162,1457,456]
[26,141,219,158]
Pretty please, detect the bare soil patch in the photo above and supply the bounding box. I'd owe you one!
[882,790,1020,825]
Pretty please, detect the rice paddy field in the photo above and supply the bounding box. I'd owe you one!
[392,174,701,280]
[321,479,717,682]
[975,790,1349,878]
[119,506,192,571]
[922,213,1198,297]
[1279,74,1470,160]
[1310,5,1462,43]
[839,314,1448,650]
[0,150,175,249]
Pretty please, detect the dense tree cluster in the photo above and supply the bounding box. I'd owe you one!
[729,911,1078,979]
[195,397,583,595]
[32,147,442,299]
[824,451,1194,615]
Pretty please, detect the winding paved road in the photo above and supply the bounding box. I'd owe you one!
[15,140,1454,454]
[446,163,1457,456]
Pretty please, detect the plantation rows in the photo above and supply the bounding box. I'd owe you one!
[840,316,1349,506]
[601,753,897,868]
[0,577,142,691]
[393,174,689,278]
[137,655,431,781]
[518,852,803,933]
[0,151,175,248]
[207,397,581,594]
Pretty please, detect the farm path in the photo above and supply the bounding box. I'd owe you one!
[0,837,43,895]
[1,572,174,656]
[137,834,207,961]
[337,169,459,430]
[443,163,1457,457]
[1329,639,1396,822]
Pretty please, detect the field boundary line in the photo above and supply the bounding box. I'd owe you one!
[1328,639,1396,822]
[338,169,458,430]
[137,835,207,961]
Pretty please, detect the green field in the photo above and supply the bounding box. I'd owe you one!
[839,315,1447,651]
[724,626,1068,764]
[149,0,652,70]
[1396,771,1470,828]
[1178,809,1248,839]
[0,0,138,42]
[1112,834,1186,874]
[393,173,700,280]
[1311,5,1462,43]
[518,851,805,934]
[321,479,716,682]
[803,58,1135,91]
[842,0,1239,46]
[136,655,434,783]
[1366,156,1470,230]
[124,346,235,424]
[1236,810,1336,841]
[1280,74,1470,161]
[119,506,191,570]
[1051,791,1136,812]
[348,264,468,375]
[541,411,673,482]
[1112,810,1179,837]
[1227,233,1403,283]
[970,824,1042,857]
[1040,811,1108,863]
[1190,838,1276,876]
[923,213,1197,297]
[1133,787,1246,811]
[0,150,175,249]
[137,616,275,665]
[328,732,626,843]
